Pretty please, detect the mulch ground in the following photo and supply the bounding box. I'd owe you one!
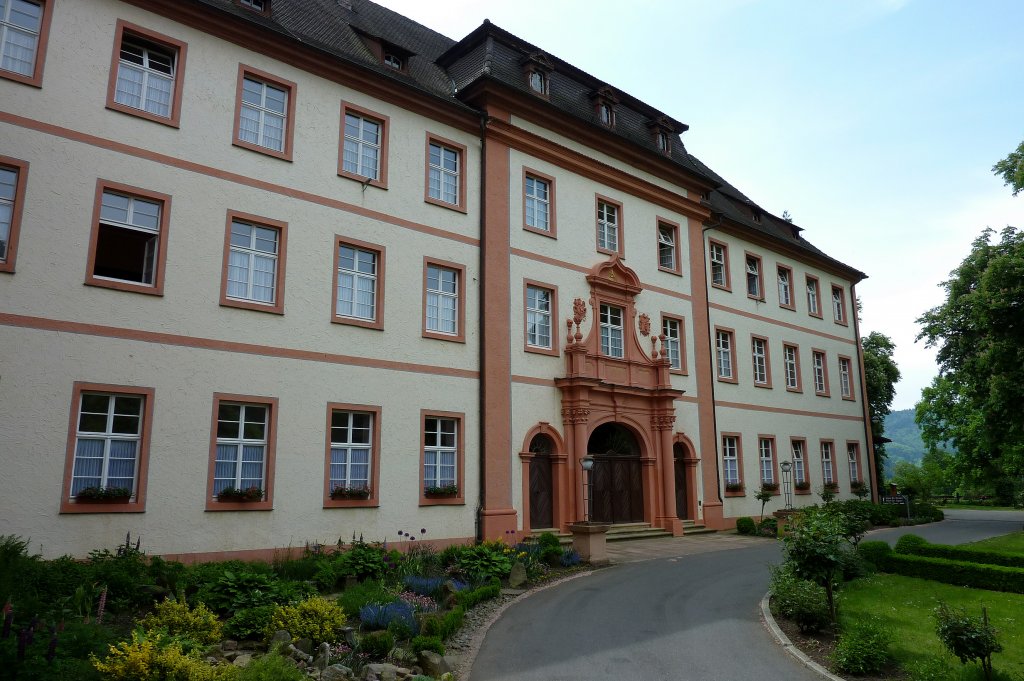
[775,615,908,681]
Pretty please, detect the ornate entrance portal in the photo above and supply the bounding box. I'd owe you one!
[588,423,643,523]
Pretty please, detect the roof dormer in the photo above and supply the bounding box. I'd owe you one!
[521,51,554,98]
[590,86,619,128]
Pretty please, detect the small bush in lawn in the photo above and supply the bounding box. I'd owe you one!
[225,605,277,642]
[895,533,928,554]
[270,596,348,645]
[856,540,892,569]
[831,618,893,674]
[359,630,395,660]
[934,602,1003,681]
[139,598,222,646]
[237,651,306,681]
[735,517,756,535]
[337,580,393,617]
[768,564,830,633]
[409,634,445,656]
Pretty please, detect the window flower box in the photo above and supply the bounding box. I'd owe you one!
[823,482,840,493]
[794,480,811,492]
[330,486,371,500]
[760,482,780,492]
[724,482,744,494]
[74,486,132,503]
[424,484,459,497]
[216,486,264,502]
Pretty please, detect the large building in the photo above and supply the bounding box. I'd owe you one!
[0,0,873,560]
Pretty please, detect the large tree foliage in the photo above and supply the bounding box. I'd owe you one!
[862,332,900,491]
[916,226,1024,480]
[993,139,1024,196]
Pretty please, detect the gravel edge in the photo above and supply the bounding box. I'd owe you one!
[760,592,846,681]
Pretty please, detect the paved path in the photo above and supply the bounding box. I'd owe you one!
[470,510,1024,681]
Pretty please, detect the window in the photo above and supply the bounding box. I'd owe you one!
[745,254,763,299]
[759,437,775,485]
[528,69,546,94]
[715,328,735,381]
[812,350,829,396]
[662,315,684,372]
[657,221,680,274]
[206,394,277,511]
[848,443,860,482]
[0,157,27,273]
[821,441,834,484]
[657,131,671,154]
[239,0,267,10]
[839,356,853,399]
[791,439,806,486]
[86,181,170,295]
[0,0,53,86]
[523,170,555,235]
[383,52,402,70]
[420,410,465,505]
[599,303,624,358]
[709,240,729,289]
[329,411,371,492]
[806,275,821,317]
[832,285,847,324]
[423,258,465,342]
[220,211,286,314]
[107,21,187,126]
[339,104,388,187]
[599,102,614,126]
[233,65,295,160]
[334,238,383,329]
[777,265,793,308]
[751,336,769,386]
[783,344,801,391]
[525,283,554,351]
[425,135,466,210]
[596,197,623,254]
[722,435,741,488]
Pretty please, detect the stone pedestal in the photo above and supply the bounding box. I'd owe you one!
[569,522,612,566]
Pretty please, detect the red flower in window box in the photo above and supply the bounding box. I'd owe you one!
[216,486,264,502]
[330,485,371,500]
[74,486,132,503]
[424,484,459,497]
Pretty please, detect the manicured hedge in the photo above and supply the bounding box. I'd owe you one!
[453,577,500,610]
[894,534,1024,569]
[881,553,1024,594]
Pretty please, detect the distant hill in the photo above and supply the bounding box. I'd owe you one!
[881,408,927,476]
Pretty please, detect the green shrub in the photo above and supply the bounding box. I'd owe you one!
[420,606,466,640]
[934,602,1002,680]
[895,534,929,554]
[91,630,239,681]
[454,543,512,581]
[195,570,306,615]
[757,518,778,537]
[313,559,338,592]
[271,555,319,583]
[225,605,277,642]
[269,596,348,645]
[768,565,830,633]
[337,580,393,617]
[838,547,871,581]
[896,539,1024,570]
[139,598,222,646]
[409,634,445,656]
[237,651,306,681]
[884,554,1024,594]
[867,503,899,527]
[831,618,893,674]
[857,541,893,568]
[335,542,388,581]
[535,532,564,565]
[86,546,155,613]
[359,630,395,659]
[453,578,500,610]
[735,517,756,535]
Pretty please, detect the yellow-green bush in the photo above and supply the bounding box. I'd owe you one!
[269,596,348,644]
[91,631,239,681]
[140,598,223,645]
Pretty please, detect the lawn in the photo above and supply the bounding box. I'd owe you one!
[837,574,1024,678]
[966,531,1024,554]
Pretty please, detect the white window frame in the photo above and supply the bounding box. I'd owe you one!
[526,284,552,349]
[239,76,287,152]
[759,438,774,485]
[778,267,791,306]
[792,440,806,484]
[342,112,381,181]
[807,278,820,315]
[821,441,834,484]
[832,286,845,322]
[752,337,768,385]
[423,416,457,489]
[710,242,727,287]
[71,392,143,498]
[329,410,372,492]
[746,255,761,298]
[839,357,852,398]
[813,351,826,393]
[227,219,279,305]
[716,330,733,379]
[115,38,175,118]
[214,402,268,497]
[426,263,458,335]
[662,317,681,370]
[525,175,550,232]
[0,0,43,78]
[599,303,625,358]
[383,53,403,70]
[528,69,546,94]
[597,200,619,252]
[723,436,739,485]
[0,165,17,262]
[848,443,859,482]
[658,224,676,270]
[428,141,460,205]
[337,244,377,321]
[96,189,161,286]
[783,345,799,389]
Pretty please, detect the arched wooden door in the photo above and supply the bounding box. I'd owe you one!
[528,434,554,529]
[588,423,643,523]
[673,442,689,520]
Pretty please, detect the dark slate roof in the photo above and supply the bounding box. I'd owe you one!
[186,0,865,280]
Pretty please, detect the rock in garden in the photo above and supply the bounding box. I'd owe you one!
[418,651,451,678]
[322,664,353,681]
[271,630,292,645]
[365,663,401,681]
[508,561,528,588]
[341,626,358,648]
[295,637,313,654]
[315,642,331,671]
[232,653,253,667]
[221,639,238,651]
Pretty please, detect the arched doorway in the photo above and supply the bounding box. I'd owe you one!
[587,423,643,523]
[528,434,555,529]
[673,442,689,520]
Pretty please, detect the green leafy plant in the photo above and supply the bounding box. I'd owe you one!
[768,564,830,633]
[409,634,444,656]
[934,602,1003,680]
[454,544,512,581]
[269,596,348,645]
[831,618,893,674]
[856,540,892,569]
[755,486,775,522]
[735,517,756,535]
[337,580,393,617]
[336,541,388,581]
[74,486,132,501]
[139,598,222,647]
[795,480,811,492]
[236,651,306,681]
[423,484,458,496]
[329,486,370,500]
[224,605,277,642]
[757,517,778,538]
[725,482,744,493]
[783,508,845,622]
[358,630,395,660]
[215,486,263,502]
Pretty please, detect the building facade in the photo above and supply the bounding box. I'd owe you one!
[0,0,873,559]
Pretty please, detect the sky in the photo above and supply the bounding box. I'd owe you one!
[379,0,1024,410]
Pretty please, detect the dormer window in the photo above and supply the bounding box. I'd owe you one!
[522,51,553,98]
[752,211,761,224]
[590,86,620,129]
[657,131,670,153]
[383,53,402,70]
[528,70,546,94]
[239,0,267,11]
[599,103,615,127]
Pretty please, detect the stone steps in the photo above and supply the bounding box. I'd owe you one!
[528,520,716,544]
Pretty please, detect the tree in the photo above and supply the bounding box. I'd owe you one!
[916,227,1024,481]
[862,332,901,491]
[993,139,1024,196]
[783,508,845,623]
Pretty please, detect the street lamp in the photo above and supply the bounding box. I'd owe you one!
[580,456,595,522]
[780,460,793,510]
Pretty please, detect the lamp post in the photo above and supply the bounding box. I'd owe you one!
[580,455,595,522]
[780,460,793,510]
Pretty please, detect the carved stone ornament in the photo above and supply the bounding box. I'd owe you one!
[638,313,651,337]
[561,407,591,425]
[572,298,587,325]
[650,414,676,430]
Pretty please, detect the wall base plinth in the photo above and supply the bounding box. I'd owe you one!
[701,501,726,530]
[658,516,683,536]
[480,507,519,540]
